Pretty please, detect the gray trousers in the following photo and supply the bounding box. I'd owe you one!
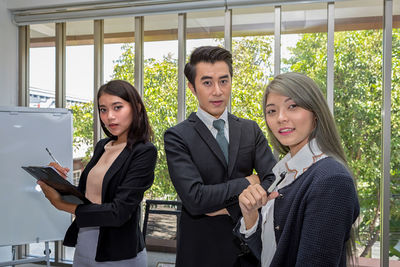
[73,227,147,267]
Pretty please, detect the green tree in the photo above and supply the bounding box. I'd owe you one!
[70,102,94,164]
[113,47,178,199]
[231,36,273,132]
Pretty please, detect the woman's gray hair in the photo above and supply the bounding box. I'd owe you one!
[263,72,358,265]
[262,72,347,166]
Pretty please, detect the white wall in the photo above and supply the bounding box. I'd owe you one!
[0,4,16,263]
[0,2,17,261]
[0,0,17,106]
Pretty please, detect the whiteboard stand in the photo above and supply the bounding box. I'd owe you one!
[45,241,50,267]
[0,242,50,267]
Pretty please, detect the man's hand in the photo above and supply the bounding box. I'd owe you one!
[239,184,279,230]
[206,208,230,217]
[246,174,260,185]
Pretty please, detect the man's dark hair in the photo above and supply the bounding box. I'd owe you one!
[97,80,154,149]
[184,46,233,88]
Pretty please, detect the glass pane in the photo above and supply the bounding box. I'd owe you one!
[64,246,75,262]
[105,14,179,200]
[66,20,94,163]
[29,23,55,108]
[281,3,328,94]
[104,17,135,83]
[231,6,274,131]
[334,0,383,260]
[27,242,55,259]
[391,0,400,263]
[143,14,178,200]
[186,10,225,117]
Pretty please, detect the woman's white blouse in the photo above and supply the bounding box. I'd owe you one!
[239,139,326,267]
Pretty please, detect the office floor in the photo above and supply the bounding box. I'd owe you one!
[18,251,175,267]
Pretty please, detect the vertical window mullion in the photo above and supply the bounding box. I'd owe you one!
[224,8,232,112]
[55,22,66,108]
[178,13,187,123]
[134,16,144,97]
[274,6,281,77]
[18,25,30,107]
[93,19,104,146]
[327,2,334,114]
[381,0,393,265]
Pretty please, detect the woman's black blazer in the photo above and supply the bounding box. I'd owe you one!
[63,138,157,262]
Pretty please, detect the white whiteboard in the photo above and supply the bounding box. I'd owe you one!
[0,107,73,246]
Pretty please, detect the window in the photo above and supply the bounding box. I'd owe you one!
[281,3,328,93]
[334,0,383,259]
[66,20,94,161]
[29,23,56,108]
[231,6,275,131]
[186,10,225,116]
[104,17,135,83]
[390,0,400,261]
[72,170,82,186]
[143,14,179,200]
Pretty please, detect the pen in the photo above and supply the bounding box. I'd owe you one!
[45,147,61,166]
[267,171,286,193]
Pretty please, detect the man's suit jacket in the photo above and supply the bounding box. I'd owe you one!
[164,112,276,267]
[63,138,157,262]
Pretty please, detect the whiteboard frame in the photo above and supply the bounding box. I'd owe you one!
[0,106,73,246]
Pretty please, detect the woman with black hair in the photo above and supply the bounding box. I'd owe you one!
[38,80,157,266]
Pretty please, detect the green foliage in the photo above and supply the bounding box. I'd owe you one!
[283,33,327,94]
[70,102,94,163]
[112,47,178,199]
[142,56,179,199]
[231,36,273,133]
[112,44,135,82]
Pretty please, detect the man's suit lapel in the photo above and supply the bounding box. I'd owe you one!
[228,114,241,178]
[189,113,228,168]
[101,145,131,201]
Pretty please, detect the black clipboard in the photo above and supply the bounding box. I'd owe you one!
[22,166,90,204]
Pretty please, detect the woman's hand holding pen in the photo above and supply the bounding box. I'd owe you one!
[48,162,69,179]
[45,148,69,178]
[239,184,279,230]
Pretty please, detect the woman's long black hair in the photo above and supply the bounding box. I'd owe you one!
[97,80,153,148]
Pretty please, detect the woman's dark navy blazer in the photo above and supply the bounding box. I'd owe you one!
[63,137,157,262]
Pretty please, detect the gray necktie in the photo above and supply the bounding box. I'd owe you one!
[213,119,229,163]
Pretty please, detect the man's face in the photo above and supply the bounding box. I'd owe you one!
[189,61,232,118]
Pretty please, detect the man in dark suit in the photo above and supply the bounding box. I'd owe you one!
[164,46,276,267]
